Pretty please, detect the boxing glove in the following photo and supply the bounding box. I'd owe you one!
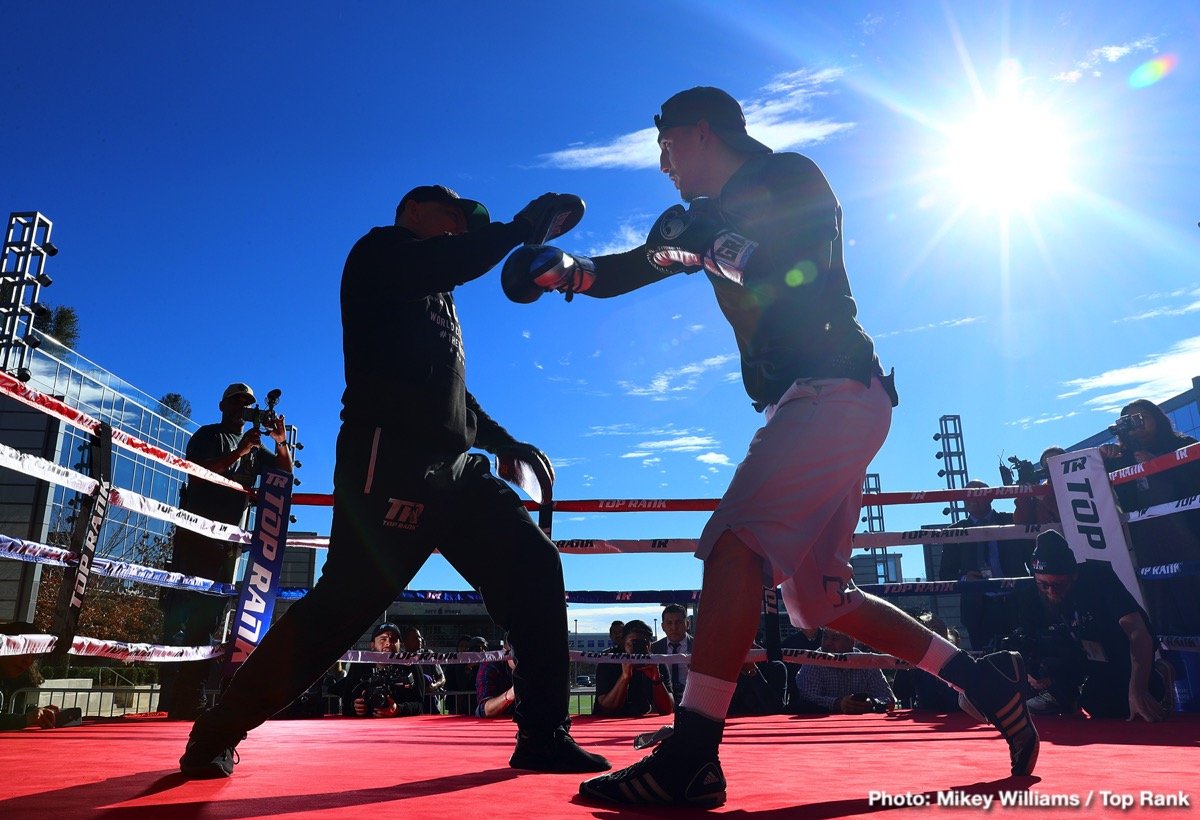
[501,244,596,303]
[645,199,757,285]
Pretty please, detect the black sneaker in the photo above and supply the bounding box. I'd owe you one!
[960,651,1039,776]
[509,728,611,773]
[179,732,244,778]
[579,743,726,808]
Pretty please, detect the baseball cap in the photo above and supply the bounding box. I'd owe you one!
[654,87,772,155]
[397,184,490,232]
[372,622,402,641]
[222,382,255,402]
[1028,531,1078,575]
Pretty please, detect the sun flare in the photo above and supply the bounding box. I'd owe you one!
[940,61,1075,211]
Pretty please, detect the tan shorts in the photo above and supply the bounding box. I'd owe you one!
[697,376,892,628]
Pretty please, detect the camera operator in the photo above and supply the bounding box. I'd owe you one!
[593,620,674,717]
[1012,447,1066,526]
[160,382,291,720]
[794,629,896,714]
[335,623,425,718]
[1011,531,1171,721]
[1099,399,1200,639]
[401,626,445,714]
[937,480,1033,651]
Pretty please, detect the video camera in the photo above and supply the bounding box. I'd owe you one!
[998,625,1085,680]
[356,668,416,711]
[1108,412,1145,439]
[242,388,282,433]
[999,455,1046,486]
[849,693,891,713]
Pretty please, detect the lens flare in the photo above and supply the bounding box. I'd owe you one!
[1129,54,1177,89]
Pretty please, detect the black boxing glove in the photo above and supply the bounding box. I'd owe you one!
[494,441,555,505]
[513,193,586,244]
[645,199,758,285]
[501,244,596,303]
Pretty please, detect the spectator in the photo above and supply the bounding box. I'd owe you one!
[781,627,825,714]
[891,615,960,712]
[650,605,693,696]
[159,382,291,720]
[794,630,897,715]
[938,479,1032,651]
[1100,399,1200,638]
[445,635,486,716]
[1,622,69,730]
[402,625,446,714]
[593,620,674,717]
[476,638,517,718]
[606,621,625,651]
[727,641,789,716]
[335,623,424,718]
[1009,531,1171,721]
[1013,446,1066,526]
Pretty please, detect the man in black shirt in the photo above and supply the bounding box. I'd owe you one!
[502,87,1037,807]
[593,620,674,717]
[160,382,291,720]
[1013,531,1170,721]
[180,184,609,778]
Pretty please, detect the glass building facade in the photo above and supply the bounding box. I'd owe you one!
[0,330,196,621]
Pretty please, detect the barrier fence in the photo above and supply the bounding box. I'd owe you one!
[1,370,1198,719]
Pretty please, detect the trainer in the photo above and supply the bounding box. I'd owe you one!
[180,184,608,777]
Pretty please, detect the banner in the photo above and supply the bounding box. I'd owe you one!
[49,423,113,660]
[1047,448,1144,608]
[223,467,294,673]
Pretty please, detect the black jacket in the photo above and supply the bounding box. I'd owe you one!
[339,221,530,454]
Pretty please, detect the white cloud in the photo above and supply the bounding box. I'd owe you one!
[521,330,531,339]
[1053,36,1159,83]
[637,435,718,452]
[588,219,653,257]
[696,452,733,467]
[540,69,853,170]
[618,353,739,399]
[1057,336,1200,413]
[1116,287,1200,322]
[641,457,661,467]
[874,316,981,339]
[621,451,653,459]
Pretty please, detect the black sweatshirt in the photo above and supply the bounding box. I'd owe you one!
[339,220,530,455]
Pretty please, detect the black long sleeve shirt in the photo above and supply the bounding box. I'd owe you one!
[339,221,530,454]
[588,152,876,409]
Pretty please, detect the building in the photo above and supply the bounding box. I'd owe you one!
[0,331,195,622]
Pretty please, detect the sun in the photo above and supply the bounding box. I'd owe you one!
[939,60,1076,211]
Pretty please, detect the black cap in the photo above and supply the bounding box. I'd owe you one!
[1028,531,1078,575]
[654,87,771,155]
[372,622,402,641]
[397,184,490,232]
[622,619,654,639]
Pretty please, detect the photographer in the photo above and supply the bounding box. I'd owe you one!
[1011,531,1171,721]
[794,629,896,714]
[1011,447,1065,526]
[160,382,291,720]
[593,620,674,717]
[1099,400,1200,638]
[336,623,424,718]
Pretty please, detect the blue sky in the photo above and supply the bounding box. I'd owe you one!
[5,2,1198,636]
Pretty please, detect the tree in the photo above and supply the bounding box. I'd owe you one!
[159,392,193,419]
[32,304,81,348]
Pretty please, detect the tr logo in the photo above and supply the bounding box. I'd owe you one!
[383,498,424,530]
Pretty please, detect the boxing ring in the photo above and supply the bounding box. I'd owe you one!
[1,371,1199,817]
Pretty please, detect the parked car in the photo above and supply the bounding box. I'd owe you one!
[575,675,594,687]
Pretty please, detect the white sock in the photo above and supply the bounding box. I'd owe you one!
[679,672,737,721]
[917,633,961,676]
